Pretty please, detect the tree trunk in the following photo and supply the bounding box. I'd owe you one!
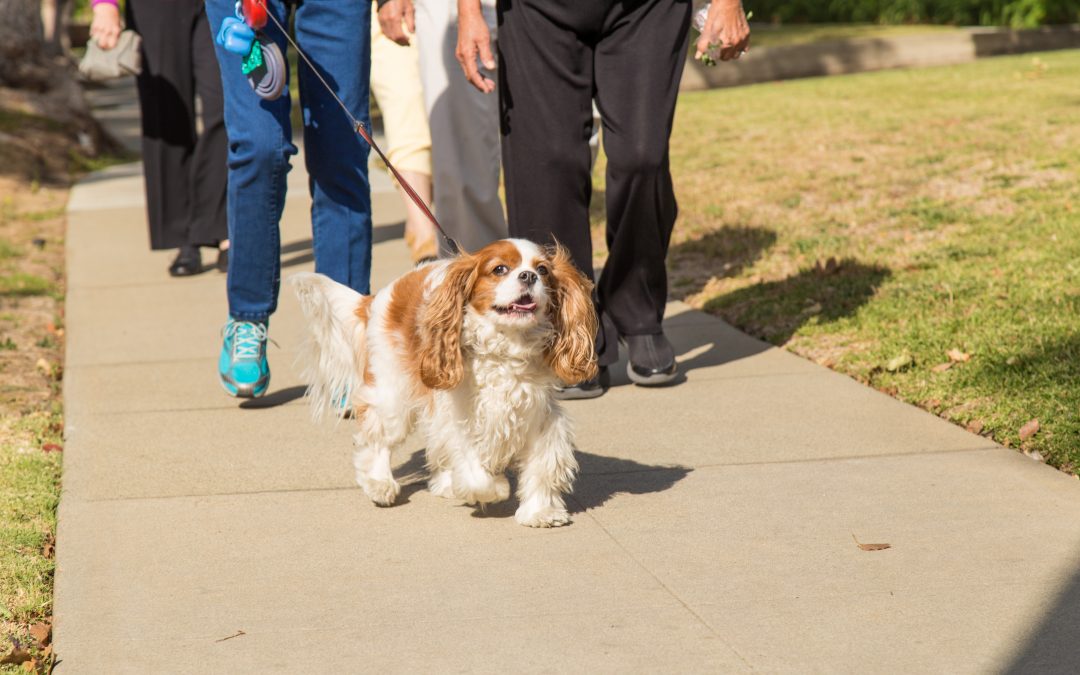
[0,0,53,89]
[0,0,114,157]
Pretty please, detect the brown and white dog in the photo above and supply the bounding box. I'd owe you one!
[291,239,598,527]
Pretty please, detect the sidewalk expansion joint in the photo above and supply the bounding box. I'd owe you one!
[576,502,756,670]
[72,484,359,505]
[691,444,1003,470]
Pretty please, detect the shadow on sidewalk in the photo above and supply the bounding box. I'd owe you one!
[380,449,691,517]
[1004,560,1080,673]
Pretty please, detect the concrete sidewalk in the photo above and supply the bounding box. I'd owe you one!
[54,80,1080,673]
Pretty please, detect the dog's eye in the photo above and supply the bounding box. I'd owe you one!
[493,265,509,276]
[536,264,549,277]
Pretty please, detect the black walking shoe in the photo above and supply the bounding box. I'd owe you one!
[168,245,202,277]
[554,366,609,400]
[625,333,677,386]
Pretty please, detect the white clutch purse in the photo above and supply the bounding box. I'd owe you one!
[79,30,142,81]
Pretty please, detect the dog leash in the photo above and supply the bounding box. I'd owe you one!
[255,0,461,255]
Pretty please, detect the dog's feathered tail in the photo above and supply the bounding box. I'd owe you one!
[290,272,370,423]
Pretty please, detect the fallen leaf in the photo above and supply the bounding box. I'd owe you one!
[947,348,971,363]
[42,535,54,558]
[966,420,984,435]
[34,358,51,376]
[21,658,36,672]
[29,623,50,647]
[41,443,62,453]
[852,534,891,552]
[0,650,31,666]
[1026,450,1045,462]
[924,398,942,410]
[1019,418,1040,441]
[885,353,913,372]
[931,362,953,373]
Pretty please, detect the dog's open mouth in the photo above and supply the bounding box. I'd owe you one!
[495,295,538,317]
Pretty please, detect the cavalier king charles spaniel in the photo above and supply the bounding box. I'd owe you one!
[291,239,598,527]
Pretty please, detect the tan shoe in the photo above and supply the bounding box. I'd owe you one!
[404,229,438,265]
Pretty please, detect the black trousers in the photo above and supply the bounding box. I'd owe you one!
[127,0,227,250]
[498,0,691,365]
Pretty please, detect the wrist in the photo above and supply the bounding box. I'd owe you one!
[457,0,483,17]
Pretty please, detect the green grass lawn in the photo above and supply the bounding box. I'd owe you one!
[599,50,1080,469]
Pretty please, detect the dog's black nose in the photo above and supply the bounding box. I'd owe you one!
[518,270,538,286]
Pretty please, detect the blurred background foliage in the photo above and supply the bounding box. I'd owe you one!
[738,1,1076,28]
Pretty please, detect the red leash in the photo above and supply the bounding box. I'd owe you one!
[255,0,460,255]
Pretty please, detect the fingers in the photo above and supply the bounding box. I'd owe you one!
[404,0,416,35]
[378,5,411,46]
[92,25,120,50]
[694,33,711,60]
[457,43,495,93]
[455,15,495,93]
[90,4,122,50]
[477,36,496,71]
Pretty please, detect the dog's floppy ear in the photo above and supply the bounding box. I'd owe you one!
[418,255,477,390]
[544,244,599,385]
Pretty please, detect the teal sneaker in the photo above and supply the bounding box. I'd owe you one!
[218,319,270,398]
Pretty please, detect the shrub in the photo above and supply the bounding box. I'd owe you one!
[748,0,1078,28]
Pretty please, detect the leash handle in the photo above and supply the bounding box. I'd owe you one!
[254,0,460,256]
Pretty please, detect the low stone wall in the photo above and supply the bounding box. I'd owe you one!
[681,25,1080,91]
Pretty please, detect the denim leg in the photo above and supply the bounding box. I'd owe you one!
[293,0,373,295]
[205,0,297,322]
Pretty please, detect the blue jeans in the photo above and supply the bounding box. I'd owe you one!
[206,0,372,322]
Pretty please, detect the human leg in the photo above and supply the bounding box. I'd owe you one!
[188,3,228,251]
[369,5,436,263]
[415,0,505,254]
[294,0,373,295]
[593,0,691,383]
[497,0,620,373]
[206,0,296,396]
[126,0,198,268]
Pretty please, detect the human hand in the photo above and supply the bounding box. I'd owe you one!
[696,0,750,63]
[455,1,495,93]
[90,2,122,51]
[378,0,415,47]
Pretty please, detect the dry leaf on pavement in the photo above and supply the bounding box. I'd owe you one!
[1019,418,1040,441]
[852,534,891,551]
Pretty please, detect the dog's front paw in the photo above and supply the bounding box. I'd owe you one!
[360,477,401,507]
[515,504,571,528]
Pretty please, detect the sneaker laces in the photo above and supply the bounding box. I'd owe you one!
[224,320,269,359]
